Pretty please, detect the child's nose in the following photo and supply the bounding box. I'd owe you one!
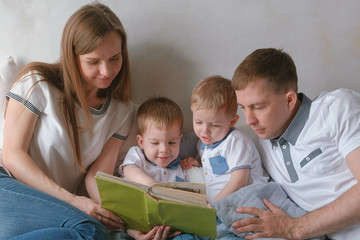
[159,143,169,153]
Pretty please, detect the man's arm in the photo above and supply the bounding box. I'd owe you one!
[232,146,360,240]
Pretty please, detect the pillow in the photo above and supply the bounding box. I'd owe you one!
[0,56,19,130]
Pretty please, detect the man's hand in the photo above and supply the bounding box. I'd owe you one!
[232,198,300,240]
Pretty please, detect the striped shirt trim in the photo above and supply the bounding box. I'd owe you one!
[112,133,127,141]
[6,92,41,116]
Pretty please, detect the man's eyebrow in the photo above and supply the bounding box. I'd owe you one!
[238,101,268,108]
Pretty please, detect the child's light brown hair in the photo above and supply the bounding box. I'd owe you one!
[191,75,238,116]
[137,96,183,135]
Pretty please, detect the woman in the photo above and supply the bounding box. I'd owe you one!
[0,3,134,239]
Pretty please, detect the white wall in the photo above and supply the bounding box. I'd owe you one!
[1,0,359,134]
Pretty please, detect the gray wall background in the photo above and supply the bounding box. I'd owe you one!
[1,0,359,134]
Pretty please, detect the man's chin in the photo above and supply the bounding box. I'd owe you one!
[255,132,270,140]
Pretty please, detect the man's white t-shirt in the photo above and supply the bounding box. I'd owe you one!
[255,89,360,239]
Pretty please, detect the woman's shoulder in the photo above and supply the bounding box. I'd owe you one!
[12,70,52,91]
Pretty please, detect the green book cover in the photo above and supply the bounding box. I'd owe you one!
[95,171,217,238]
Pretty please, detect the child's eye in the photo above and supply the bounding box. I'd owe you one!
[151,142,159,145]
[169,141,177,145]
[211,124,220,127]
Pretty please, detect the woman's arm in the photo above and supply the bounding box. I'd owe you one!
[3,99,124,230]
[85,137,124,203]
[2,99,79,205]
[84,136,126,229]
[211,168,249,203]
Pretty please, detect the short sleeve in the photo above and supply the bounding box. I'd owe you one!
[226,131,260,171]
[7,72,48,115]
[118,146,144,176]
[321,89,360,158]
[112,101,136,141]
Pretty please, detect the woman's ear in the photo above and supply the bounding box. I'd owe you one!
[136,134,144,149]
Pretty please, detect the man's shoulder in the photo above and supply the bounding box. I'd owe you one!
[314,88,360,104]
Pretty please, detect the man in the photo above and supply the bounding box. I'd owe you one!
[231,48,360,240]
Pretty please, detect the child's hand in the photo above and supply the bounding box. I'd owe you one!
[180,157,201,169]
[127,226,181,240]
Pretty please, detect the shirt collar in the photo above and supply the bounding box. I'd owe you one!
[200,127,235,151]
[271,93,312,147]
[142,150,181,170]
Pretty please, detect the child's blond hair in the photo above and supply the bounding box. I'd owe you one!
[191,75,238,116]
[137,96,183,135]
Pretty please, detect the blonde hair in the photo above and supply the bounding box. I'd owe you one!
[137,96,183,135]
[232,48,298,94]
[15,3,131,170]
[191,75,238,116]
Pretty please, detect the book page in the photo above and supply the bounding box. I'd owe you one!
[96,171,149,192]
[96,172,207,206]
[150,182,207,206]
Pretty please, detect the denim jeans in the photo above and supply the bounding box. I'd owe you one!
[0,167,110,240]
[173,219,244,240]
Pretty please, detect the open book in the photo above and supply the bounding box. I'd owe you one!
[95,171,217,238]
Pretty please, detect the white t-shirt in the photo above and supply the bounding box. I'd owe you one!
[0,72,135,193]
[255,89,360,239]
[119,146,189,183]
[199,128,269,202]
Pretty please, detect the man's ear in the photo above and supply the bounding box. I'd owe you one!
[230,115,240,127]
[286,91,298,111]
[136,134,144,149]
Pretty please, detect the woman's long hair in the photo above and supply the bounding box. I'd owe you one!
[15,3,131,170]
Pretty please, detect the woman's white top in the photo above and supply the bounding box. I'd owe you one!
[0,72,135,193]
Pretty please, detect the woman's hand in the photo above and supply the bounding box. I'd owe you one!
[127,226,181,240]
[70,195,125,229]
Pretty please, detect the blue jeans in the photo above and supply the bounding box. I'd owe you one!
[173,219,244,240]
[0,167,110,240]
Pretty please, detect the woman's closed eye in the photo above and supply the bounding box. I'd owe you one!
[110,57,120,62]
[87,61,99,65]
